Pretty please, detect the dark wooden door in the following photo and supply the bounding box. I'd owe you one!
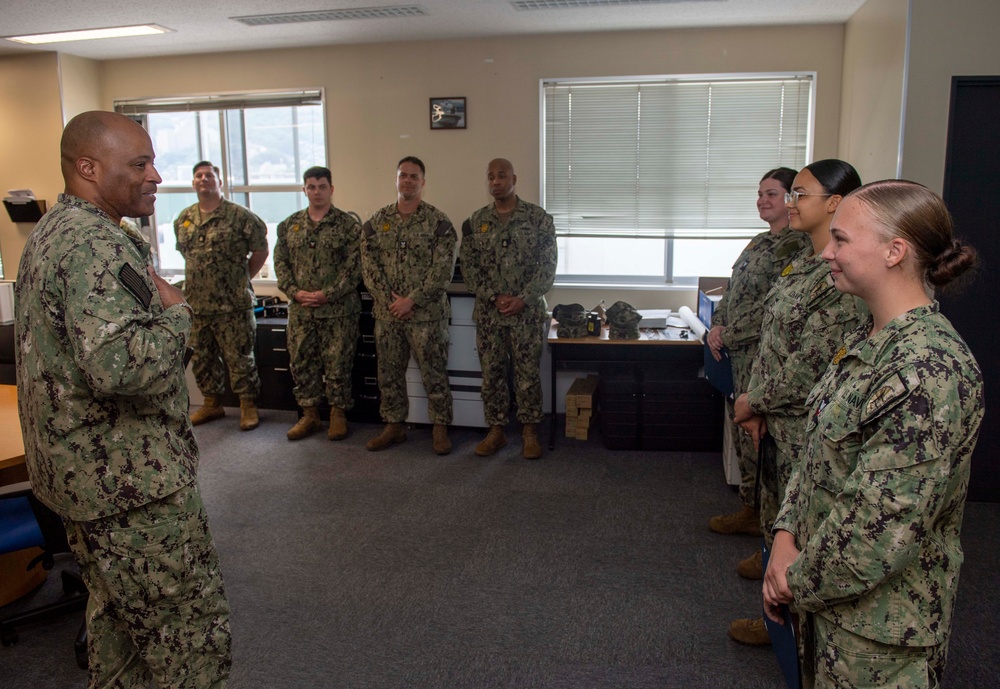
[941,76,1000,502]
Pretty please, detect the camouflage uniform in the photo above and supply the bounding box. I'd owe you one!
[274,206,362,409]
[460,198,557,425]
[744,247,867,545]
[774,303,984,688]
[712,227,809,507]
[15,194,231,687]
[175,198,268,400]
[361,201,456,424]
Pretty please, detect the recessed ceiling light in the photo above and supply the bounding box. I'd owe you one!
[4,24,173,45]
[231,6,427,26]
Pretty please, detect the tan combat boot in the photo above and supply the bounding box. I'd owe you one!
[728,617,771,646]
[522,423,542,460]
[475,425,507,457]
[432,424,452,455]
[328,407,348,441]
[239,398,259,431]
[366,423,406,451]
[708,504,761,536]
[287,406,321,440]
[190,396,225,426]
[736,549,763,580]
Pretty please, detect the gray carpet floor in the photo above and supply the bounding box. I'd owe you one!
[2,409,998,688]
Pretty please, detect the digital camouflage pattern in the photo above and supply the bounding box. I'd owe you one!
[189,310,260,399]
[459,198,557,325]
[711,227,810,349]
[774,303,983,679]
[745,247,868,540]
[362,201,456,424]
[15,194,231,685]
[374,319,453,424]
[174,198,268,314]
[287,307,359,409]
[273,206,362,319]
[803,613,947,689]
[65,485,231,688]
[274,206,362,408]
[176,198,266,399]
[361,201,456,322]
[712,227,810,507]
[15,194,197,521]
[460,198,557,426]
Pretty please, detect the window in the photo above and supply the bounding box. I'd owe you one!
[115,91,326,279]
[542,74,813,284]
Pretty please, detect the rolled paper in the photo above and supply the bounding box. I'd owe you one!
[678,305,707,341]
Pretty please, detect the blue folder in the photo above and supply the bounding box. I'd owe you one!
[761,539,801,689]
[702,342,734,398]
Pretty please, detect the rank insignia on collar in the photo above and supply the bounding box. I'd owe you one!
[832,346,847,365]
[382,223,390,232]
[183,220,191,228]
[781,263,794,277]
[480,223,489,233]
[292,224,300,232]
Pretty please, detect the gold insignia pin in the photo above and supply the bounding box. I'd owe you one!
[781,263,794,277]
[382,223,390,232]
[292,224,300,232]
[183,220,191,228]
[832,346,847,365]
[480,223,489,233]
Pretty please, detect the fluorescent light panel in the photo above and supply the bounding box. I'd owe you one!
[232,6,427,27]
[512,0,720,8]
[5,24,172,45]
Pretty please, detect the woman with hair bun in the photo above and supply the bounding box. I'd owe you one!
[764,180,984,687]
[729,159,867,646]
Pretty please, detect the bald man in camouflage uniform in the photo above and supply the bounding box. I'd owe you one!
[175,161,269,431]
[15,111,230,688]
[706,227,809,541]
[361,156,456,455]
[460,158,557,459]
[274,166,362,441]
[771,303,983,687]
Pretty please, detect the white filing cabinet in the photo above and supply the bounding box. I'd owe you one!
[405,293,488,427]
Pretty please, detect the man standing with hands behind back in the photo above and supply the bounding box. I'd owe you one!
[15,111,231,688]
[274,166,362,441]
[175,161,269,431]
[361,156,457,455]
[460,158,557,459]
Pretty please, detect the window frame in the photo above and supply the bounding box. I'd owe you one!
[114,90,327,280]
[540,72,816,285]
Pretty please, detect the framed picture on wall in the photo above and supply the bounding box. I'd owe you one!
[430,97,466,129]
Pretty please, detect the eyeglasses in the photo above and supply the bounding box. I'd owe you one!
[785,191,833,206]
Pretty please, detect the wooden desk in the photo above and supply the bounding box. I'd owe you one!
[1,384,26,472]
[0,384,47,606]
[546,321,706,449]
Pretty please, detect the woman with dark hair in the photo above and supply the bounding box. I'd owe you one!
[729,159,867,646]
[764,180,983,687]
[707,169,809,570]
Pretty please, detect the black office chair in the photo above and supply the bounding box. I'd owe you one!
[0,481,89,669]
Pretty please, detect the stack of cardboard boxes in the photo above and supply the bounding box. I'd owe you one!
[565,375,598,440]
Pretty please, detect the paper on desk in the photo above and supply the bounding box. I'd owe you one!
[637,309,671,328]
[678,306,707,341]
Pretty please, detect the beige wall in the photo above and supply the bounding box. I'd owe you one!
[901,0,1000,192]
[1,24,846,302]
[98,24,845,307]
[839,0,909,183]
[0,53,65,280]
[58,54,103,123]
